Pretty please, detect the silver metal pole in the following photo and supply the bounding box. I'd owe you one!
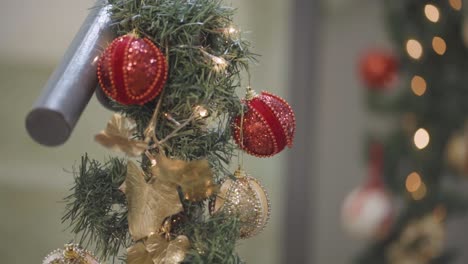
[284,0,320,263]
[25,1,114,146]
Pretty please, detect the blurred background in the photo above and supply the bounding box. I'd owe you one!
[2,0,468,263]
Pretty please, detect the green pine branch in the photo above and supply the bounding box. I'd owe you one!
[62,154,130,261]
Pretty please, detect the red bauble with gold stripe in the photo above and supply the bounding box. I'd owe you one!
[233,91,296,157]
[97,33,168,105]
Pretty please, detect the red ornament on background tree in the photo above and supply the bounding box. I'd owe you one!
[359,50,398,89]
[97,32,168,105]
[233,88,296,157]
[341,143,394,240]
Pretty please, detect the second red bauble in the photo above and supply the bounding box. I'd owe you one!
[359,50,398,89]
[233,91,296,157]
[97,33,168,105]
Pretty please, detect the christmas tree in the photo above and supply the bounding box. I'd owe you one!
[33,0,296,263]
[342,0,468,263]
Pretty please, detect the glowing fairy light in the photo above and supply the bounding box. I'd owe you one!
[224,25,240,38]
[449,0,462,11]
[406,39,423,59]
[405,172,422,193]
[411,181,427,200]
[200,49,229,72]
[404,170,428,201]
[414,128,430,149]
[194,105,209,118]
[432,36,447,55]
[211,56,228,72]
[424,4,440,23]
[411,75,427,96]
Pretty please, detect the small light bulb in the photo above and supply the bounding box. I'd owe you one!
[449,0,462,11]
[411,75,427,96]
[432,36,447,55]
[424,4,440,23]
[406,39,423,59]
[195,105,208,118]
[212,56,228,72]
[411,182,427,201]
[223,25,240,38]
[405,172,422,193]
[414,128,430,149]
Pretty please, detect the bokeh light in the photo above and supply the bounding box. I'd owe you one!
[432,36,447,55]
[414,128,430,149]
[406,39,423,59]
[411,75,427,96]
[424,4,440,23]
[411,182,427,200]
[406,172,422,192]
[449,0,462,11]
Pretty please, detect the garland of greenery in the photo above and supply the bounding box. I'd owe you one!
[63,0,255,263]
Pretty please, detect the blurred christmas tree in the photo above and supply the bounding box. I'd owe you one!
[342,0,468,263]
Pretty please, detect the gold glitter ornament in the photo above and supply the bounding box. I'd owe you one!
[210,169,270,238]
[386,214,445,264]
[43,244,100,264]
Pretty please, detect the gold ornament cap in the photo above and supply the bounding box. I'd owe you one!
[43,244,100,264]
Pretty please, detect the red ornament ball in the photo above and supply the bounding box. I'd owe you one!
[97,33,168,105]
[233,91,296,157]
[359,50,398,89]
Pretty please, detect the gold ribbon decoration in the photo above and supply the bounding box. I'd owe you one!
[123,161,183,241]
[127,233,190,264]
[151,154,219,201]
[95,114,148,157]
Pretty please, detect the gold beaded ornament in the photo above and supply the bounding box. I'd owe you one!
[43,244,100,264]
[210,169,271,238]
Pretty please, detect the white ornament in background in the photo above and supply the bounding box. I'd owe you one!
[341,186,393,240]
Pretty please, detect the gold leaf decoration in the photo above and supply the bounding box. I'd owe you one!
[125,161,183,241]
[127,241,154,264]
[127,233,190,264]
[151,154,218,201]
[386,213,445,264]
[95,114,147,157]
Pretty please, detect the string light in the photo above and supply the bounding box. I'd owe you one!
[411,181,427,200]
[449,0,462,11]
[223,25,240,39]
[164,113,181,126]
[432,36,447,55]
[211,56,228,72]
[194,105,209,118]
[200,49,228,72]
[406,172,422,192]
[405,172,427,200]
[414,128,430,149]
[406,39,423,59]
[411,75,427,96]
[424,4,440,23]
